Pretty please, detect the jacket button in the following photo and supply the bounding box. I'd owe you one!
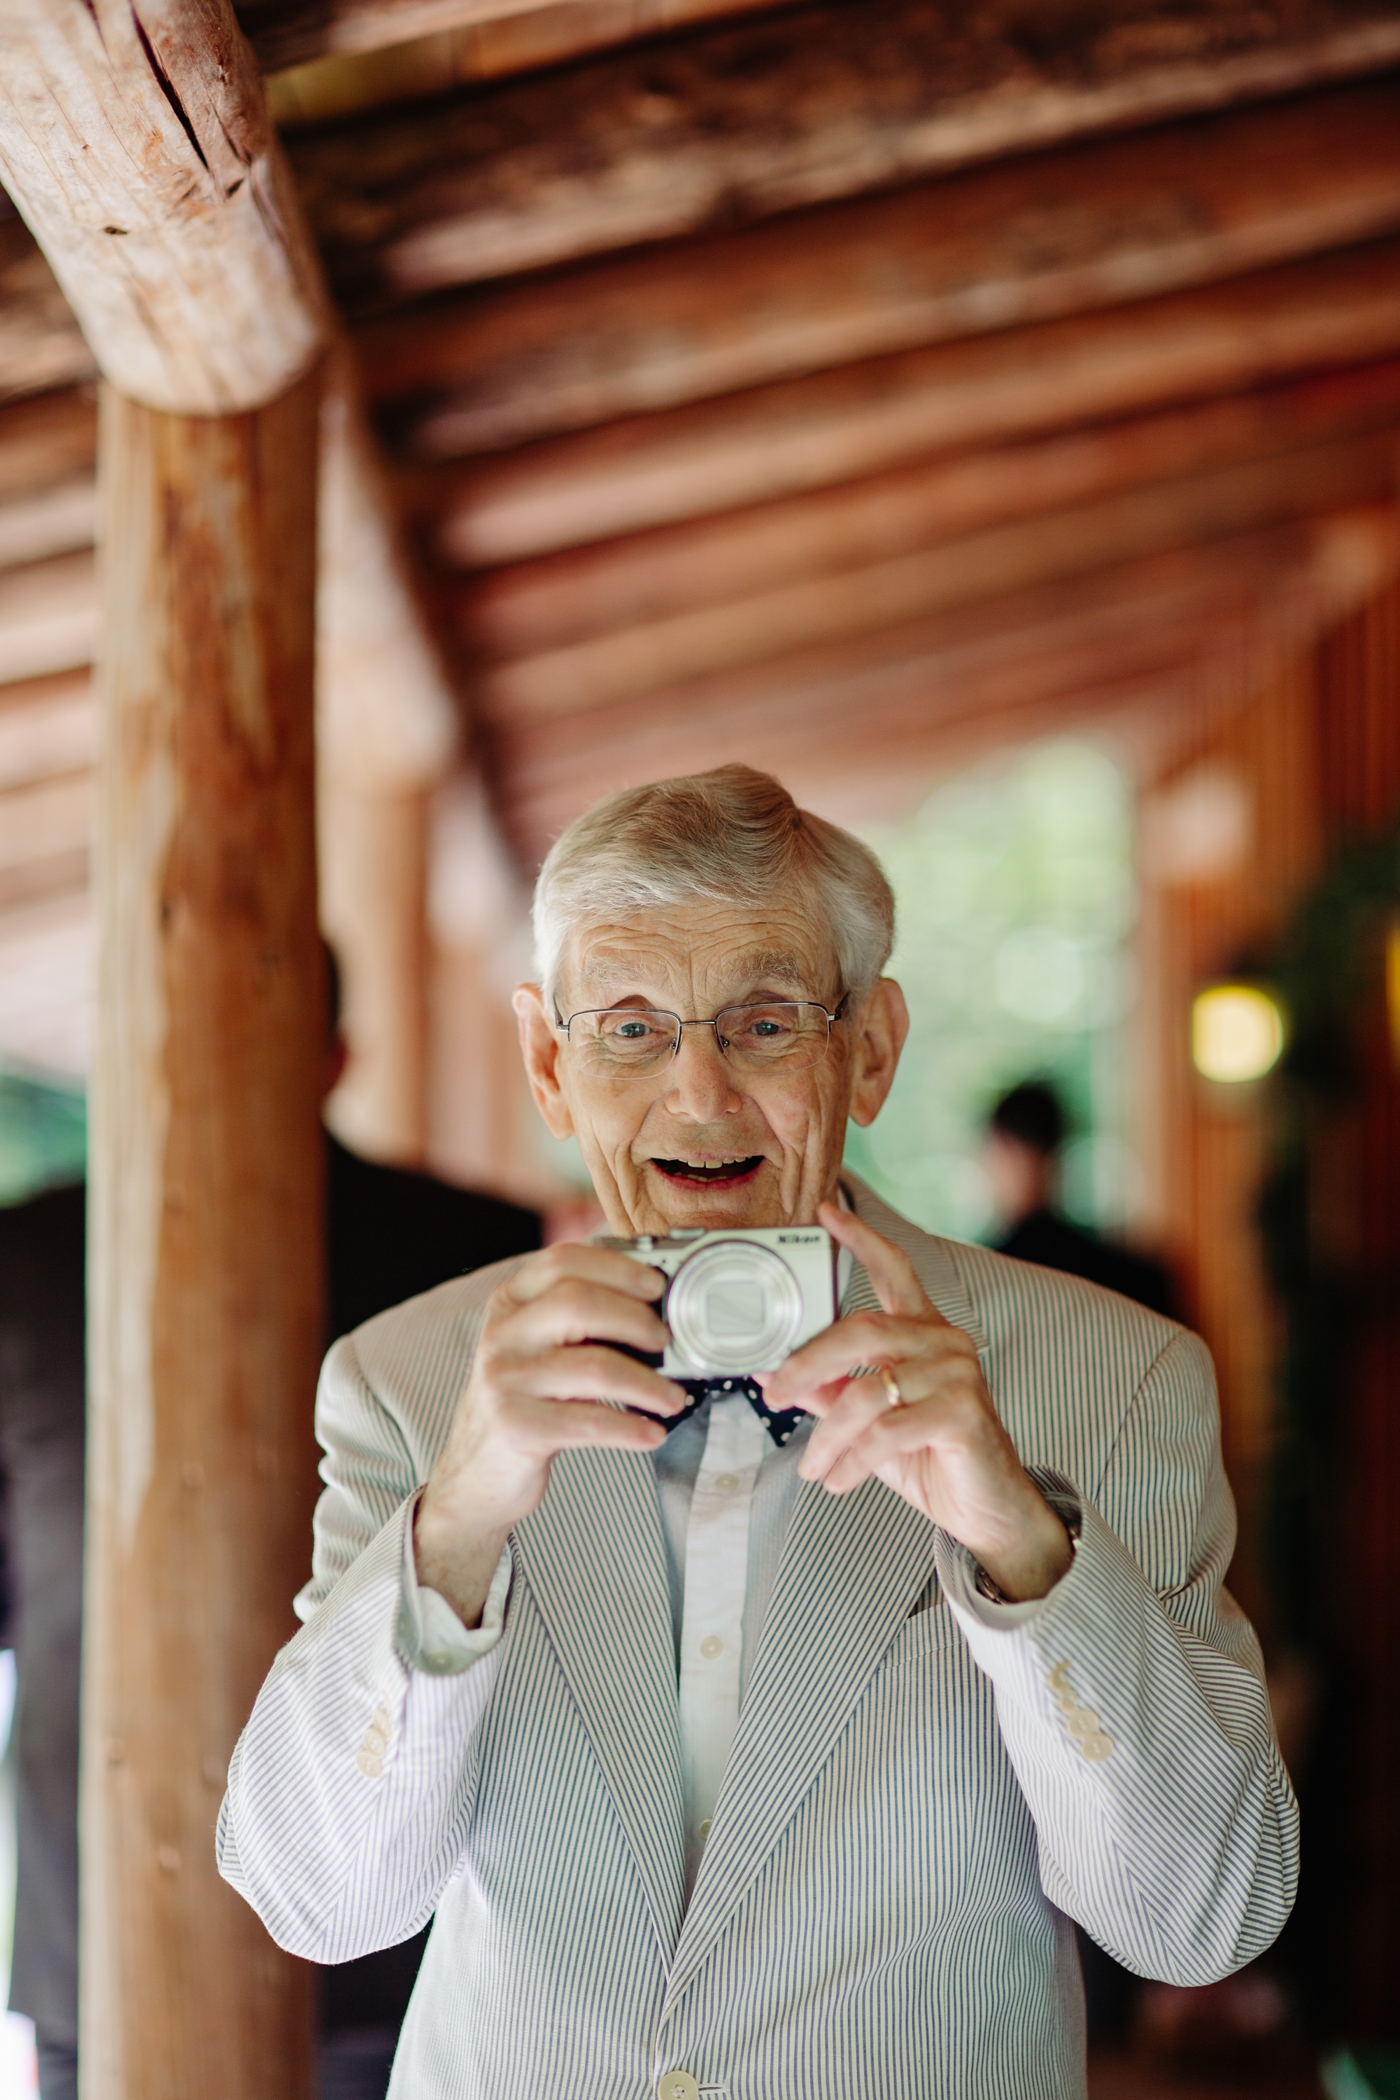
[658,2073,699,2100]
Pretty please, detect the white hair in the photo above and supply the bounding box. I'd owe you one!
[533,764,895,1008]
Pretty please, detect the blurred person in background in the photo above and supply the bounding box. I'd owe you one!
[985,1080,1177,1319]
[0,947,542,2100]
[0,1181,84,2100]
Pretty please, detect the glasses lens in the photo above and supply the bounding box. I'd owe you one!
[570,1009,678,1073]
[716,1003,830,1072]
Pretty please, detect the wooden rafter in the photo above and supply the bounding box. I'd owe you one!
[445,363,1400,660]
[249,0,778,84]
[358,74,1400,450]
[407,238,1400,566]
[493,504,1400,858]
[286,0,1400,313]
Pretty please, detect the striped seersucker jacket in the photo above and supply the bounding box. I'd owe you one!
[218,1176,1298,2100]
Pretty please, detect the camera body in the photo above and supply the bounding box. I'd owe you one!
[597,1224,836,1378]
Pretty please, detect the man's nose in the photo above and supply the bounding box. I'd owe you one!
[663,1025,743,1120]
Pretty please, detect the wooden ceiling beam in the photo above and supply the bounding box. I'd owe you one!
[257,0,778,100]
[448,361,1400,662]
[462,431,1400,722]
[0,0,324,414]
[420,237,1400,565]
[360,72,1400,433]
[287,0,1400,312]
[0,385,96,506]
[0,551,96,688]
[492,506,1399,860]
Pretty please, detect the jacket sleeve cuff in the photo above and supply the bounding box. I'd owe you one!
[397,1489,512,1676]
[935,1468,1083,1631]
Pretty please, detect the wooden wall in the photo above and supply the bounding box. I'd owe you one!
[1138,579,1400,2030]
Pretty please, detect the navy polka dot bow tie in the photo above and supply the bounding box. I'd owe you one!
[670,1375,808,1447]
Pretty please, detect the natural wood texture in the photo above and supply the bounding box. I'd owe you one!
[0,672,96,910]
[261,0,780,103]
[0,772,93,874]
[0,479,96,571]
[0,671,95,792]
[0,208,95,405]
[0,551,97,686]
[1139,576,1400,2029]
[361,73,1400,440]
[84,375,322,2100]
[0,0,323,414]
[288,0,1400,312]
[320,777,431,1163]
[1310,581,1400,2034]
[0,889,93,1074]
[458,429,1400,718]
[318,355,459,791]
[490,505,1400,862]
[416,238,1400,563]
[0,386,96,504]
[447,361,1400,660]
[316,356,459,1164]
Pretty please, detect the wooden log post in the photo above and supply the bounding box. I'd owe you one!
[88,372,323,2100]
[0,7,328,2097]
[316,354,459,1164]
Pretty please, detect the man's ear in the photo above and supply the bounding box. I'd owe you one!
[847,978,909,1129]
[513,985,575,1139]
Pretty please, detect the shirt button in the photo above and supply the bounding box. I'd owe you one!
[698,1817,712,1842]
[362,1728,388,1756]
[713,1472,739,1494]
[355,1751,383,1779]
[658,2074,699,2100]
[699,1634,723,1661]
[1081,1731,1114,1762]
[1065,1708,1098,1739]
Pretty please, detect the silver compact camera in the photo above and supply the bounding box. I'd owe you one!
[597,1225,836,1378]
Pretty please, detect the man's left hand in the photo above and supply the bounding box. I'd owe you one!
[759,1202,1073,1603]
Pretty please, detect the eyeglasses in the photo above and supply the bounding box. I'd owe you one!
[557,995,849,1078]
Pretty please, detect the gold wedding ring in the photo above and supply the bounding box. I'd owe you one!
[878,1364,904,1410]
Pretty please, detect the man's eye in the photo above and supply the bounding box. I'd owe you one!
[614,1020,652,1038]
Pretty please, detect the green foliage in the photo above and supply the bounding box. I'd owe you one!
[845,741,1138,1241]
[0,1067,87,1207]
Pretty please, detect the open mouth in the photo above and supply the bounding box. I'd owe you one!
[652,1156,765,1185]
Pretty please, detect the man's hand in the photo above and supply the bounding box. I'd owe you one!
[760,1203,1073,1602]
[414,1245,684,1629]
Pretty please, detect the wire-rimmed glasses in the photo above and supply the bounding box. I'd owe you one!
[557,995,848,1078]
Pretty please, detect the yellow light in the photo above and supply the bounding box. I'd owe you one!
[1191,984,1285,1084]
[1387,918,1400,1070]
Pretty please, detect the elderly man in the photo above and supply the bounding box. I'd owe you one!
[220,764,1297,2100]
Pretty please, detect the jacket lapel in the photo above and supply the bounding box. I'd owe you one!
[663,1460,937,2011]
[511,1447,685,1959]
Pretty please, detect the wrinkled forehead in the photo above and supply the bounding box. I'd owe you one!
[559,898,840,1010]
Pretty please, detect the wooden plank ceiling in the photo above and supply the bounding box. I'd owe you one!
[4,0,1400,1070]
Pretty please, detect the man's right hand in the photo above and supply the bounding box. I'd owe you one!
[413,1245,683,1630]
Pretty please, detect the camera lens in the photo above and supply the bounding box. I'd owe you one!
[665,1240,804,1374]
